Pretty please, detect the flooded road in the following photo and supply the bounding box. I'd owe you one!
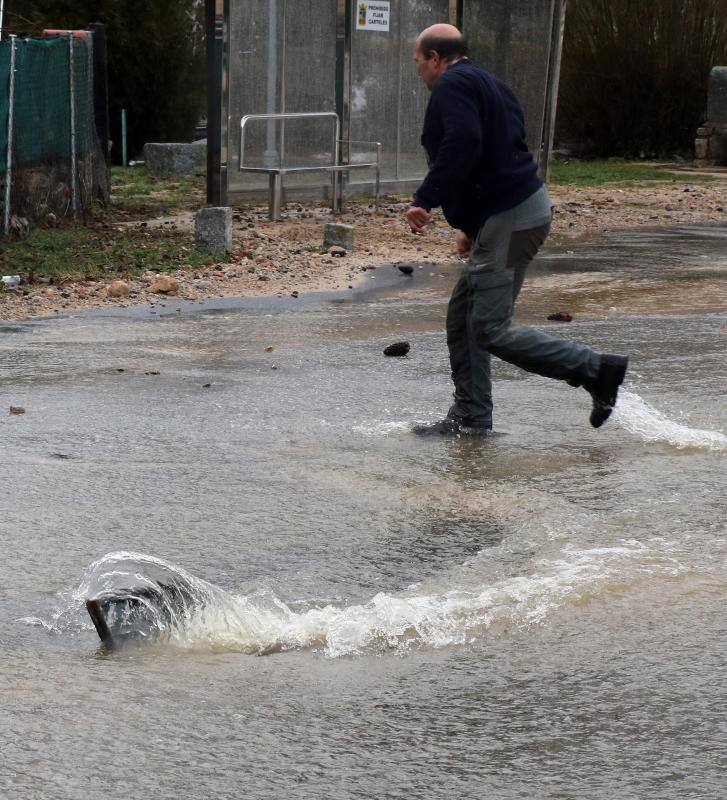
[1,225,725,799]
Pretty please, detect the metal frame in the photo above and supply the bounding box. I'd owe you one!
[3,34,16,235]
[68,33,78,218]
[239,111,381,220]
[210,0,563,206]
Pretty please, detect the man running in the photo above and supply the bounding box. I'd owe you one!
[406,23,628,436]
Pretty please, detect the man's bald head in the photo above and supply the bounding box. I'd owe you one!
[413,23,468,90]
[415,23,468,63]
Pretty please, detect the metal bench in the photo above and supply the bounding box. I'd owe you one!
[238,111,381,221]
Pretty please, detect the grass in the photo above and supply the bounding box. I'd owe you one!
[104,166,205,219]
[0,160,712,285]
[0,167,217,284]
[0,225,221,282]
[549,159,712,187]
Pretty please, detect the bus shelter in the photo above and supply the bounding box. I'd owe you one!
[205,0,565,208]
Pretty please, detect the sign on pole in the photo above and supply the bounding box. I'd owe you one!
[356,1,390,32]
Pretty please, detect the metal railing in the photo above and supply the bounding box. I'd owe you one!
[239,111,381,220]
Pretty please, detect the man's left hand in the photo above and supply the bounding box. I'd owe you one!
[405,206,431,233]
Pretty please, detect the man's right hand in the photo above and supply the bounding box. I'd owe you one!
[405,205,431,233]
[456,231,472,258]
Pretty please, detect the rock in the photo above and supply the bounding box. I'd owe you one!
[195,206,233,253]
[323,222,354,251]
[383,341,410,357]
[291,291,299,298]
[328,246,347,257]
[397,264,414,275]
[264,346,274,352]
[9,405,25,414]
[547,311,573,322]
[149,275,179,295]
[107,280,130,298]
[143,142,206,177]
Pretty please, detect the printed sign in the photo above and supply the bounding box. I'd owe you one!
[356,1,390,32]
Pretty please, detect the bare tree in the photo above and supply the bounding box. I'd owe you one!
[557,0,727,155]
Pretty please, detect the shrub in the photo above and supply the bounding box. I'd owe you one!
[7,0,205,162]
[557,0,727,156]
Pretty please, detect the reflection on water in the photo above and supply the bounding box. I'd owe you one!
[1,225,726,799]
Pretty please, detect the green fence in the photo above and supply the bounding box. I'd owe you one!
[0,35,106,231]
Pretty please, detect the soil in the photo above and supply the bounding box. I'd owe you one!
[1,175,725,321]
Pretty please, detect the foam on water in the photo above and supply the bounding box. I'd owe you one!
[614,390,727,451]
[352,420,411,436]
[38,544,686,658]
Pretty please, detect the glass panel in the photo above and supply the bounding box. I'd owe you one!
[223,0,559,198]
[461,0,554,159]
[227,0,338,192]
[348,0,450,183]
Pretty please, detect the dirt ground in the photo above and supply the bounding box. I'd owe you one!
[1,175,725,321]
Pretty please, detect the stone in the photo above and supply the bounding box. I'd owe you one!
[149,275,179,295]
[107,280,130,298]
[383,341,410,357]
[323,222,354,251]
[694,138,709,160]
[328,246,347,257]
[143,142,206,177]
[195,207,232,253]
[547,312,573,322]
[9,405,25,414]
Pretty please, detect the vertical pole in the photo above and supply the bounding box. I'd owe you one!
[394,0,402,180]
[279,0,286,170]
[264,0,278,166]
[4,34,16,235]
[121,108,127,166]
[69,32,78,218]
[0,0,5,41]
[334,0,351,207]
[205,0,224,204]
[541,0,567,181]
[85,33,93,205]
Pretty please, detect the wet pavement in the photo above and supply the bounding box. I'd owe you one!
[1,225,726,799]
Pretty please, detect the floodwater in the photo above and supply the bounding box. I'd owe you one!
[1,225,725,799]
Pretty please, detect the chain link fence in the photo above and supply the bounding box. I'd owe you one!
[0,33,109,236]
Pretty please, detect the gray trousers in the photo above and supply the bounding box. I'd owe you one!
[446,215,601,429]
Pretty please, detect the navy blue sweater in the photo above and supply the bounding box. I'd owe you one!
[413,59,542,238]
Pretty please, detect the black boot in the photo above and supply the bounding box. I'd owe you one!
[413,416,492,437]
[585,355,629,428]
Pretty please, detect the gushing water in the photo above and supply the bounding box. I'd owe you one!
[614,390,727,451]
[48,544,688,658]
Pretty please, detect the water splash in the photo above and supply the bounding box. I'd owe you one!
[614,390,727,452]
[34,544,686,658]
[352,420,410,436]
